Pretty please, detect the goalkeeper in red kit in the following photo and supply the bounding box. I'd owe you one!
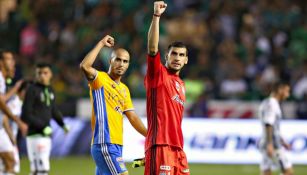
[143,1,190,175]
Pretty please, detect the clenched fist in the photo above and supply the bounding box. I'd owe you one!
[154,1,167,16]
[99,35,115,47]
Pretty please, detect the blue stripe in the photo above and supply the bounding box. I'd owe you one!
[92,88,110,144]
[100,88,110,143]
[92,90,100,144]
[96,89,103,143]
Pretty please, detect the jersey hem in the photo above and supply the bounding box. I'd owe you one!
[123,108,135,112]
[145,143,183,151]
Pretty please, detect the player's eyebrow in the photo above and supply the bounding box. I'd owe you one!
[115,57,129,62]
[171,51,185,56]
[171,51,178,55]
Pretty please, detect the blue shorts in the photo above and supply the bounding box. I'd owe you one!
[91,143,127,175]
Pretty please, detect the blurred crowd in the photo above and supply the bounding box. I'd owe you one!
[0,0,306,117]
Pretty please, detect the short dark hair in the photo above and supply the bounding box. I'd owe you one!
[167,41,188,56]
[271,81,289,93]
[0,49,12,60]
[36,62,52,69]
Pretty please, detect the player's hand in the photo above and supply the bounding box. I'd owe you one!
[283,142,291,150]
[100,35,115,48]
[63,125,70,134]
[132,157,145,168]
[266,143,274,158]
[154,1,167,16]
[43,126,53,136]
[17,120,28,137]
[14,80,24,89]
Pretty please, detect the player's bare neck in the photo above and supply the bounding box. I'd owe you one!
[271,94,282,102]
[166,66,180,76]
[108,72,121,84]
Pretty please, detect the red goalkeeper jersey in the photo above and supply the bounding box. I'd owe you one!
[144,52,186,151]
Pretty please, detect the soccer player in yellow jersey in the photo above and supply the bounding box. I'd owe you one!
[80,35,147,175]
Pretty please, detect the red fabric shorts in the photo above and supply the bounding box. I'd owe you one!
[145,145,190,175]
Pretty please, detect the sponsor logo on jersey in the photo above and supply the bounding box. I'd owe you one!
[159,172,170,175]
[160,165,171,170]
[116,157,126,170]
[182,168,190,173]
[172,94,185,106]
[114,106,123,114]
[37,143,47,151]
[116,157,123,161]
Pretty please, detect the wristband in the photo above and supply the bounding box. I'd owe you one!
[153,14,160,17]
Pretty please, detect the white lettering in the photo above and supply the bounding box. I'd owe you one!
[172,94,185,106]
[160,165,171,170]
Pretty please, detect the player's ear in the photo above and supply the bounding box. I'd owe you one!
[50,69,53,77]
[185,56,188,64]
[165,54,169,61]
[109,57,113,64]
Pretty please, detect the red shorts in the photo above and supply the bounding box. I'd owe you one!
[145,145,190,175]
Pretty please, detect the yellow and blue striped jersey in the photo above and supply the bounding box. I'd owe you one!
[89,71,134,145]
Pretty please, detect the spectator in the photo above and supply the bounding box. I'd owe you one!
[188,92,209,118]
[296,93,307,120]
[19,20,39,58]
[0,0,306,115]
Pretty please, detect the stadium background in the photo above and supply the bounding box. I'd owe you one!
[1,0,307,174]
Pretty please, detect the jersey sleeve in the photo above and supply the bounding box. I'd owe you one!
[145,52,164,88]
[89,71,107,90]
[21,86,45,129]
[51,89,65,127]
[261,103,276,125]
[123,86,134,113]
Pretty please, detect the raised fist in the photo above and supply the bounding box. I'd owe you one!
[100,35,115,47]
[154,1,167,16]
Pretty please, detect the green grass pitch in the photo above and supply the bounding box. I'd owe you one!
[19,156,307,175]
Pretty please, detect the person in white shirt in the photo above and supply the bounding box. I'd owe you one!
[0,81,30,174]
[0,49,27,175]
[258,82,293,175]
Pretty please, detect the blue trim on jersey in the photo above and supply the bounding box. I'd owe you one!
[91,143,127,175]
[92,88,110,144]
[100,88,110,143]
[92,90,100,144]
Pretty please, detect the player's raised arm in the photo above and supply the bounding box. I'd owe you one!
[80,35,115,81]
[147,1,167,56]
